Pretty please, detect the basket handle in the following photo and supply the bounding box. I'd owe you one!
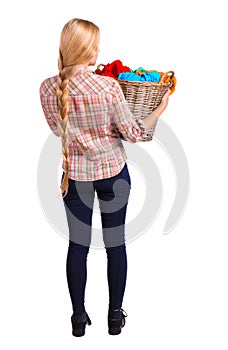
[95,64,105,73]
[160,71,175,85]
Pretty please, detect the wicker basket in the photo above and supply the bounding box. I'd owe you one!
[96,64,174,116]
[96,64,175,140]
[117,71,174,118]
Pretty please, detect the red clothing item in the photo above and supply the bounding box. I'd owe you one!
[96,60,131,79]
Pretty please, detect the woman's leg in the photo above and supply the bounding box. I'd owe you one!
[61,172,95,314]
[106,244,127,310]
[66,241,89,314]
[93,163,131,310]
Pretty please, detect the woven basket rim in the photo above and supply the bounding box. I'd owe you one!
[116,78,172,88]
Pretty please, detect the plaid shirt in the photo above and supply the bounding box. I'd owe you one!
[40,68,155,181]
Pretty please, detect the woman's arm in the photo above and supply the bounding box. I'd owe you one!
[111,82,170,143]
[141,89,171,130]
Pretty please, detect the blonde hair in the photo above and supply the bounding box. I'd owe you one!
[56,18,100,198]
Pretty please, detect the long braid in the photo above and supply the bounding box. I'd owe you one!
[56,54,78,198]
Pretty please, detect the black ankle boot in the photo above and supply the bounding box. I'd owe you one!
[108,308,128,335]
[71,311,92,337]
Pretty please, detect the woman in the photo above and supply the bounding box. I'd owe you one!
[40,18,170,337]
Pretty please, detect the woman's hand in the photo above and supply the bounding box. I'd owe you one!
[153,88,171,117]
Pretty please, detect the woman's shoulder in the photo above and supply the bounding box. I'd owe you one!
[69,71,120,95]
[39,75,58,96]
[93,73,124,98]
[93,72,119,86]
[91,72,122,96]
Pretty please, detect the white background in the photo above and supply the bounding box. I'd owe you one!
[1,0,228,348]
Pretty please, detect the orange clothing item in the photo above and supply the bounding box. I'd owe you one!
[159,72,177,94]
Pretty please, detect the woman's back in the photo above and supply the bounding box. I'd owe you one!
[40,67,152,181]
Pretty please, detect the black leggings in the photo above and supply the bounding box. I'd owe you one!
[61,163,131,314]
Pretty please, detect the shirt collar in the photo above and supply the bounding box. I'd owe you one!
[75,65,92,75]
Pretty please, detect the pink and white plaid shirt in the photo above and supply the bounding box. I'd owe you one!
[40,68,155,181]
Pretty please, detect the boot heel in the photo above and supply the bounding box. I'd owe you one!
[71,312,91,337]
[87,315,92,326]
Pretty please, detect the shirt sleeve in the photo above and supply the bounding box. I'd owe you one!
[39,82,60,137]
[40,94,61,137]
[111,81,157,143]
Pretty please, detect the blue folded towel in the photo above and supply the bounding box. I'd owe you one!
[118,71,161,82]
[141,72,160,82]
[118,72,142,81]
